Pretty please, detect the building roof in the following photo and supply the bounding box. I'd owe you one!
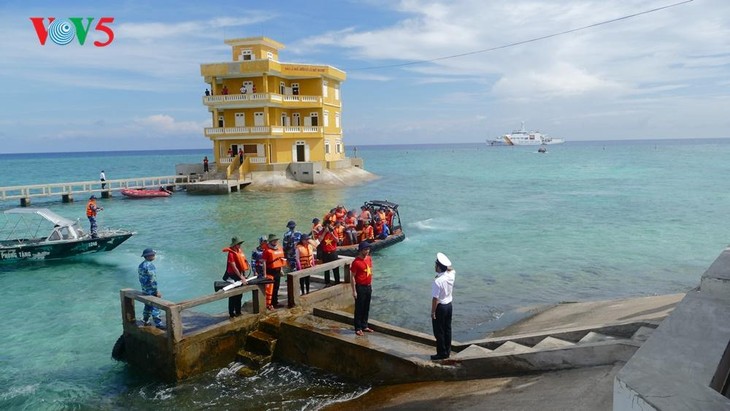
[223,36,285,50]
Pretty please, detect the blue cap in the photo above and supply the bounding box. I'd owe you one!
[287,220,296,228]
[358,241,371,251]
[141,248,156,257]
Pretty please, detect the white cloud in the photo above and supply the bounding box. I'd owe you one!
[133,114,204,135]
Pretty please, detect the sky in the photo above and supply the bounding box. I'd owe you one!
[0,0,728,153]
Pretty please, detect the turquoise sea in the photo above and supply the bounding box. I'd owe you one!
[1,140,730,409]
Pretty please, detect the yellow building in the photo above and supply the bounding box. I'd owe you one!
[200,37,347,174]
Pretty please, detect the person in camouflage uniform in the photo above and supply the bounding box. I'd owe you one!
[138,248,165,329]
[251,235,268,279]
[282,220,301,271]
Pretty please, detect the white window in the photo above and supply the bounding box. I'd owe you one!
[292,83,300,95]
[280,81,286,94]
[240,49,253,61]
[325,140,331,154]
[334,84,340,100]
[267,51,274,60]
[323,110,329,127]
[292,113,300,126]
[335,112,340,128]
[336,139,342,154]
[322,80,328,98]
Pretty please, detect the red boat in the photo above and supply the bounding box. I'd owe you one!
[120,188,171,198]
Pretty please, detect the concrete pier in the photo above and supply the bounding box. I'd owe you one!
[117,248,730,409]
[0,175,190,206]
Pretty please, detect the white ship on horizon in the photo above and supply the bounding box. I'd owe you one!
[489,122,564,146]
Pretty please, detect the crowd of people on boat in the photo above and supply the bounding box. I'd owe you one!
[218,203,397,312]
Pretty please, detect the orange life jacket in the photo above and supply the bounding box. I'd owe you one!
[374,220,384,235]
[312,222,323,238]
[345,216,357,229]
[222,246,250,272]
[334,225,345,242]
[264,246,286,269]
[86,200,97,217]
[296,243,314,269]
[360,225,374,242]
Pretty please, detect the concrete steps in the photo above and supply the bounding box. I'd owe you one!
[232,317,282,374]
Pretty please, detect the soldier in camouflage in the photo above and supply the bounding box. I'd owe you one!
[282,220,301,271]
[138,248,165,329]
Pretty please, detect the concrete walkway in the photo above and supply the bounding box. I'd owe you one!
[323,293,685,410]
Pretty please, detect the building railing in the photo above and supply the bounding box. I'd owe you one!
[205,126,322,137]
[203,93,323,106]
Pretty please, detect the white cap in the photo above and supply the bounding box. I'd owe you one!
[436,252,451,267]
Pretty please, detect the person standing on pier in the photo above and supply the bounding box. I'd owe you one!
[431,252,455,360]
[222,237,249,318]
[138,248,165,330]
[320,221,341,285]
[351,242,374,336]
[251,235,268,279]
[86,195,103,238]
[99,170,106,189]
[295,234,315,295]
[263,234,286,310]
[282,220,301,271]
[203,156,209,173]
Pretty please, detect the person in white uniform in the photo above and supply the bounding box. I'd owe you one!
[431,252,455,360]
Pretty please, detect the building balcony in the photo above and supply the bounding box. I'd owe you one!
[203,93,334,109]
[204,126,324,139]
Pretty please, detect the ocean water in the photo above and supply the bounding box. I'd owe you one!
[1,140,730,409]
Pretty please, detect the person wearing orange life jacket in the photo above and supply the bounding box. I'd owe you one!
[344,211,358,245]
[384,207,395,229]
[373,217,385,239]
[333,221,346,245]
[324,208,337,227]
[263,234,286,310]
[360,219,375,243]
[86,195,104,238]
[334,205,347,223]
[320,221,341,285]
[357,205,371,230]
[311,218,324,242]
[376,208,387,224]
[222,237,250,318]
[295,234,315,295]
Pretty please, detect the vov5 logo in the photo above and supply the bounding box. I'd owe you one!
[30,17,115,47]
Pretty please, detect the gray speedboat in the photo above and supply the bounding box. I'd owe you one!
[0,208,134,261]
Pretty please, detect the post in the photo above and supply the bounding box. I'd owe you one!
[168,305,183,342]
[102,190,112,199]
[20,197,31,207]
[62,194,73,203]
[120,289,137,325]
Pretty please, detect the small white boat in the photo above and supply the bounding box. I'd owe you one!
[494,122,564,146]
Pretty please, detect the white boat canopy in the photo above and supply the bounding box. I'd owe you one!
[4,208,77,227]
